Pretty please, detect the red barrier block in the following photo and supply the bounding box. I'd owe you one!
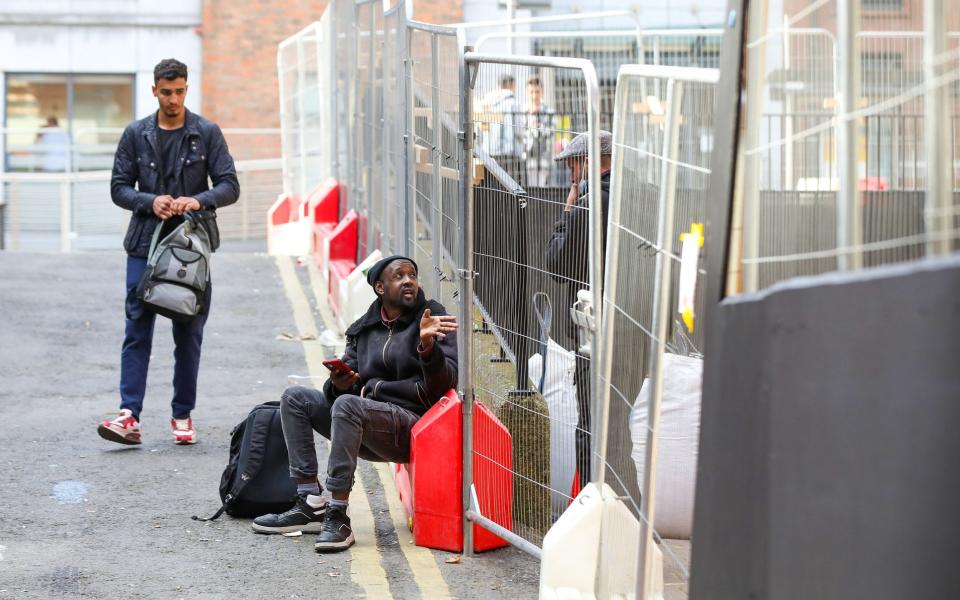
[397,390,513,553]
[309,179,340,265]
[269,193,299,226]
[327,210,359,316]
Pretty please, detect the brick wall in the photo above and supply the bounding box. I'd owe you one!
[201,0,462,160]
[414,0,463,25]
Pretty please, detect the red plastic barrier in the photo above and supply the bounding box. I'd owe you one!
[396,390,513,553]
[309,180,340,266]
[269,193,299,226]
[327,210,359,315]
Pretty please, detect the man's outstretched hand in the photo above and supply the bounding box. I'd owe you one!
[420,308,458,349]
[330,368,360,392]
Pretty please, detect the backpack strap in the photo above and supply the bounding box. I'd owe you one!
[191,406,278,522]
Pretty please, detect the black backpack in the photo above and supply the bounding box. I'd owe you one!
[193,401,297,521]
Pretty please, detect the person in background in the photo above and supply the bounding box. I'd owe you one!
[545,130,613,490]
[37,116,70,172]
[524,76,555,188]
[479,73,525,186]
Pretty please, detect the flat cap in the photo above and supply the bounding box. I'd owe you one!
[553,130,613,161]
[366,255,418,288]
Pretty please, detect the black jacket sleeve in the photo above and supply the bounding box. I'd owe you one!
[545,201,589,285]
[111,126,156,216]
[194,123,240,211]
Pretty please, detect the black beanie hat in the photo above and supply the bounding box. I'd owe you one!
[366,255,418,289]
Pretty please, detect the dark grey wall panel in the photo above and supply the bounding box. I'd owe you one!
[691,255,960,600]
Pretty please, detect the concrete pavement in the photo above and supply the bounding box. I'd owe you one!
[0,247,539,599]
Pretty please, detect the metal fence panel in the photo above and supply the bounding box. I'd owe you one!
[598,63,719,600]
[475,28,724,132]
[462,53,602,552]
[733,1,960,295]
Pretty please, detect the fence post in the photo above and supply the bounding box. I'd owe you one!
[583,64,605,487]
[636,78,684,599]
[740,0,768,293]
[459,45,476,559]
[403,25,415,257]
[59,178,72,253]
[924,0,951,257]
[837,0,862,270]
[429,33,445,293]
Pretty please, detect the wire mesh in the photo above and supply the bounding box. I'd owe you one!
[732,0,960,294]
[382,1,408,255]
[475,28,724,133]
[468,57,600,548]
[598,64,718,599]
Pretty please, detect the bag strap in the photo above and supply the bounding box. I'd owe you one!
[191,407,276,522]
[532,292,553,393]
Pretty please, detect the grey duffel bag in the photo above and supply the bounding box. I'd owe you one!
[137,211,217,322]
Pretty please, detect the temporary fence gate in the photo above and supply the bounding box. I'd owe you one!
[403,22,465,307]
[459,52,602,554]
[597,64,719,598]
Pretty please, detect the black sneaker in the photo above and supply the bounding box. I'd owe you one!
[251,494,327,534]
[314,505,354,552]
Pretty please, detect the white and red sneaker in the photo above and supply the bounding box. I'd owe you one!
[171,417,197,445]
[97,409,142,445]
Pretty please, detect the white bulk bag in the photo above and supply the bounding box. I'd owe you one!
[630,353,703,539]
[528,338,579,520]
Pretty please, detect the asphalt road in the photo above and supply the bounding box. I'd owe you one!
[0,247,539,599]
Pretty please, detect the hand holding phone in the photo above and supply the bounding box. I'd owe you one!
[323,358,360,392]
[322,358,353,374]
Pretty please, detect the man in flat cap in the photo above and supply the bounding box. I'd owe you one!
[252,255,458,552]
[545,130,613,490]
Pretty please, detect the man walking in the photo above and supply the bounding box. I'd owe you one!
[97,58,239,446]
[251,256,458,552]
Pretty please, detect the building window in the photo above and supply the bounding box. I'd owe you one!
[862,0,904,11]
[4,73,134,172]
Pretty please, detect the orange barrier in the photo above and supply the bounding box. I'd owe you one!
[394,390,513,552]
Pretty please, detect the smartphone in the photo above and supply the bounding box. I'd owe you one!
[321,358,353,374]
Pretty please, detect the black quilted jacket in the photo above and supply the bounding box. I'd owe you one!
[111,109,239,257]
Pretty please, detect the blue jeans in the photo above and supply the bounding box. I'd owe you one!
[119,256,208,420]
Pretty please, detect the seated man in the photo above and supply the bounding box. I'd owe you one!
[253,255,458,552]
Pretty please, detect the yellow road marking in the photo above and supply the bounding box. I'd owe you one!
[375,462,455,599]
[276,255,394,600]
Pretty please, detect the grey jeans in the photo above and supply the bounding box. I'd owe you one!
[279,385,420,493]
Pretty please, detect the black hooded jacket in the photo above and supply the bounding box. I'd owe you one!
[323,289,458,417]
